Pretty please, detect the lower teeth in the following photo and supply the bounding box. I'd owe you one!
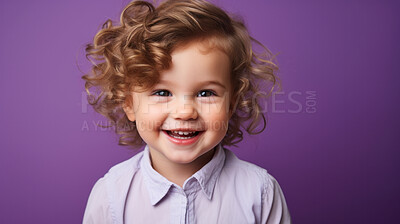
[171,135,194,139]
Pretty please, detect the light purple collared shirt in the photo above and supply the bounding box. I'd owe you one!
[83,145,291,224]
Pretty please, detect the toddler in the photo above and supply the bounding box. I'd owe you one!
[82,0,291,223]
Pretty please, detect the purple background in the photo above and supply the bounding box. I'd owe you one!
[1,0,399,223]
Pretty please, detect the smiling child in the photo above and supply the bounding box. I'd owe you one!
[82,0,291,223]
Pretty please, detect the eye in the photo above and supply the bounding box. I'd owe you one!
[152,90,172,97]
[197,90,216,97]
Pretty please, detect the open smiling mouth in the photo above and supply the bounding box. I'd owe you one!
[161,129,205,145]
[164,130,201,139]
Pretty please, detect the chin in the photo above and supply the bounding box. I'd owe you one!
[165,151,200,164]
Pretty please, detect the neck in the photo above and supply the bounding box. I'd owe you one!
[148,147,216,187]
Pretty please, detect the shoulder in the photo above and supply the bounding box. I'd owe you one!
[93,150,144,193]
[222,149,287,202]
[83,151,144,223]
[219,148,278,200]
[222,149,292,223]
[106,150,144,177]
[223,148,272,187]
[92,151,144,190]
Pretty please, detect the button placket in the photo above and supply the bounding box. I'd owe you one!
[181,193,188,224]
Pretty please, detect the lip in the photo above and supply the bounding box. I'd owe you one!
[162,130,204,145]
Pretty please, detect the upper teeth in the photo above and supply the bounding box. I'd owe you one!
[172,131,196,135]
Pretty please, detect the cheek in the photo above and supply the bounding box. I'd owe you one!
[135,106,167,132]
[200,100,231,130]
[203,109,230,133]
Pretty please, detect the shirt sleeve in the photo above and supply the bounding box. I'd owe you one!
[82,177,113,224]
[261,173,292,224]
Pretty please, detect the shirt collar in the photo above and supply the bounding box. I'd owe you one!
[140,144,226,205]
[192,144,225,200]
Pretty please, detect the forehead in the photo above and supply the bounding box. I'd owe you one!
[161,40,231,84]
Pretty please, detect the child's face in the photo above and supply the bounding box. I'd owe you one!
[124,40,231,167]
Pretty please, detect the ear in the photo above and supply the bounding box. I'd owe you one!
[123,97,136,122]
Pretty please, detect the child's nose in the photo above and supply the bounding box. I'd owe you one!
[170,95,198,120]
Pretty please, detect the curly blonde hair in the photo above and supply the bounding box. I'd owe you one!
[82,0,280,149]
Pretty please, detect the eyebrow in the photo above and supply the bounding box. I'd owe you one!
[200,80,227,90]
[158,79,227,90]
